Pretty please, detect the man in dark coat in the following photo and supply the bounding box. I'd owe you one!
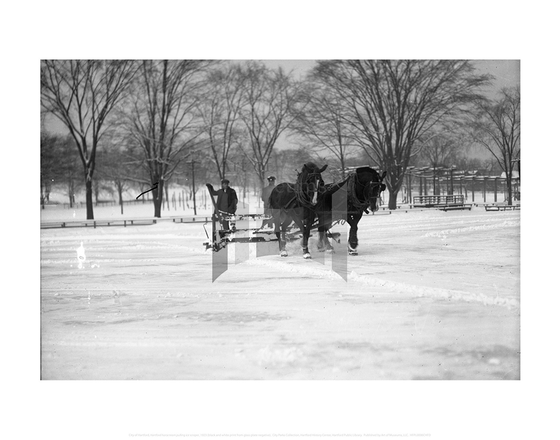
[260,175,276,228]
[206,179,238,231]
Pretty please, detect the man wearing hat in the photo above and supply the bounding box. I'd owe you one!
[261,175,276,228]
[206,178,238,231]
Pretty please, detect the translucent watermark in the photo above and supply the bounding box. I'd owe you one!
[212,183,348,282]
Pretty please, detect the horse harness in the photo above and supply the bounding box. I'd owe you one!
[347,171,385,213]
[294,170,325,209]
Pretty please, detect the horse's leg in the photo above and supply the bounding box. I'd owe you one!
[317,226,326,252]
[274,213,289,256]
[302,222,311,259]
[323,215,334,253]
[280,218,290,257]
[317,212,333,253]
[348,222,358,255]
[274,219,283,253]
[347,213,362,255]
[288,208,307,257]
[301,210,313,259]
[317,213,326,252]
[317,225,334,252]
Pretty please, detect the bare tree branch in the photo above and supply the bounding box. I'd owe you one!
[312,60,492,208]
[469,86,520,204]
[41,60,138,218]
[119,60,214,217]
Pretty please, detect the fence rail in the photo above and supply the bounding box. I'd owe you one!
[413,195,465,206]
[40,216,212,229]
[60,199,155,209]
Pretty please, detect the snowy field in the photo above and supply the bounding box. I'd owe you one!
[40,207,520,379]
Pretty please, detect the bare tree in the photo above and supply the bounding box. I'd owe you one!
[121,60,213,217]
[417,128,465,195]
[238,62,304,185]
[199,63,245,181]
[40,132,62,208]
[419,130,461,167]
[40,132,83,208]
[470,86,520,204]
[58,136,83,208]
[96,145,131,215]
[178,150,213,210]
[312,60,491,209]
[41,60,138,219]
[269,146,317,184]
[289,81,358,179]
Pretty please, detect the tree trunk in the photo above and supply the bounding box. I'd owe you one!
[153,196,162,218]
[153,178,164,218]
[388,189,399,210]
[83,164,95,219]
[118,184,124,215]
[387,172,402,210]
[165,182,170,211]
[68,178,74,209]
[85,178,94,219]
[506,178,513,205]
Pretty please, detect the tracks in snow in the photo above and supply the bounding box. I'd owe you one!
[244,257,519,310]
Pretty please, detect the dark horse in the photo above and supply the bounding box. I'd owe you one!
[316,166,386,255]
[268,162,328,259]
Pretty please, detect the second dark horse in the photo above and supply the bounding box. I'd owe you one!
[316,166,387,255]
[268,162,328,259]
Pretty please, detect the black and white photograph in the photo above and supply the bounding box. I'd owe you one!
[39,58,521,381]
[5,1,559,439]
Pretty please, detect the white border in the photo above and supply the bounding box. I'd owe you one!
[4,1,558,439]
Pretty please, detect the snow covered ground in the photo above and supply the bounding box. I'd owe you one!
[40,207,520,379]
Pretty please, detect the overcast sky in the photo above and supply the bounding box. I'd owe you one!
[260,59,520,97]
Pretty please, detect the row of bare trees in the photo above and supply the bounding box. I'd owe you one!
[41,60,307,218]
[297,61,516,208]
[41,60,521,218]
[200,62,305,185]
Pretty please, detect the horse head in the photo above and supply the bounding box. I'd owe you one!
[355,167,387,212]
[297,162,328,206]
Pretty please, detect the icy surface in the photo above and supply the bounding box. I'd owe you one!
[41,208,520,379]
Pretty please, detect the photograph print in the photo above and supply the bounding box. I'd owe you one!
[40,59,520,380]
